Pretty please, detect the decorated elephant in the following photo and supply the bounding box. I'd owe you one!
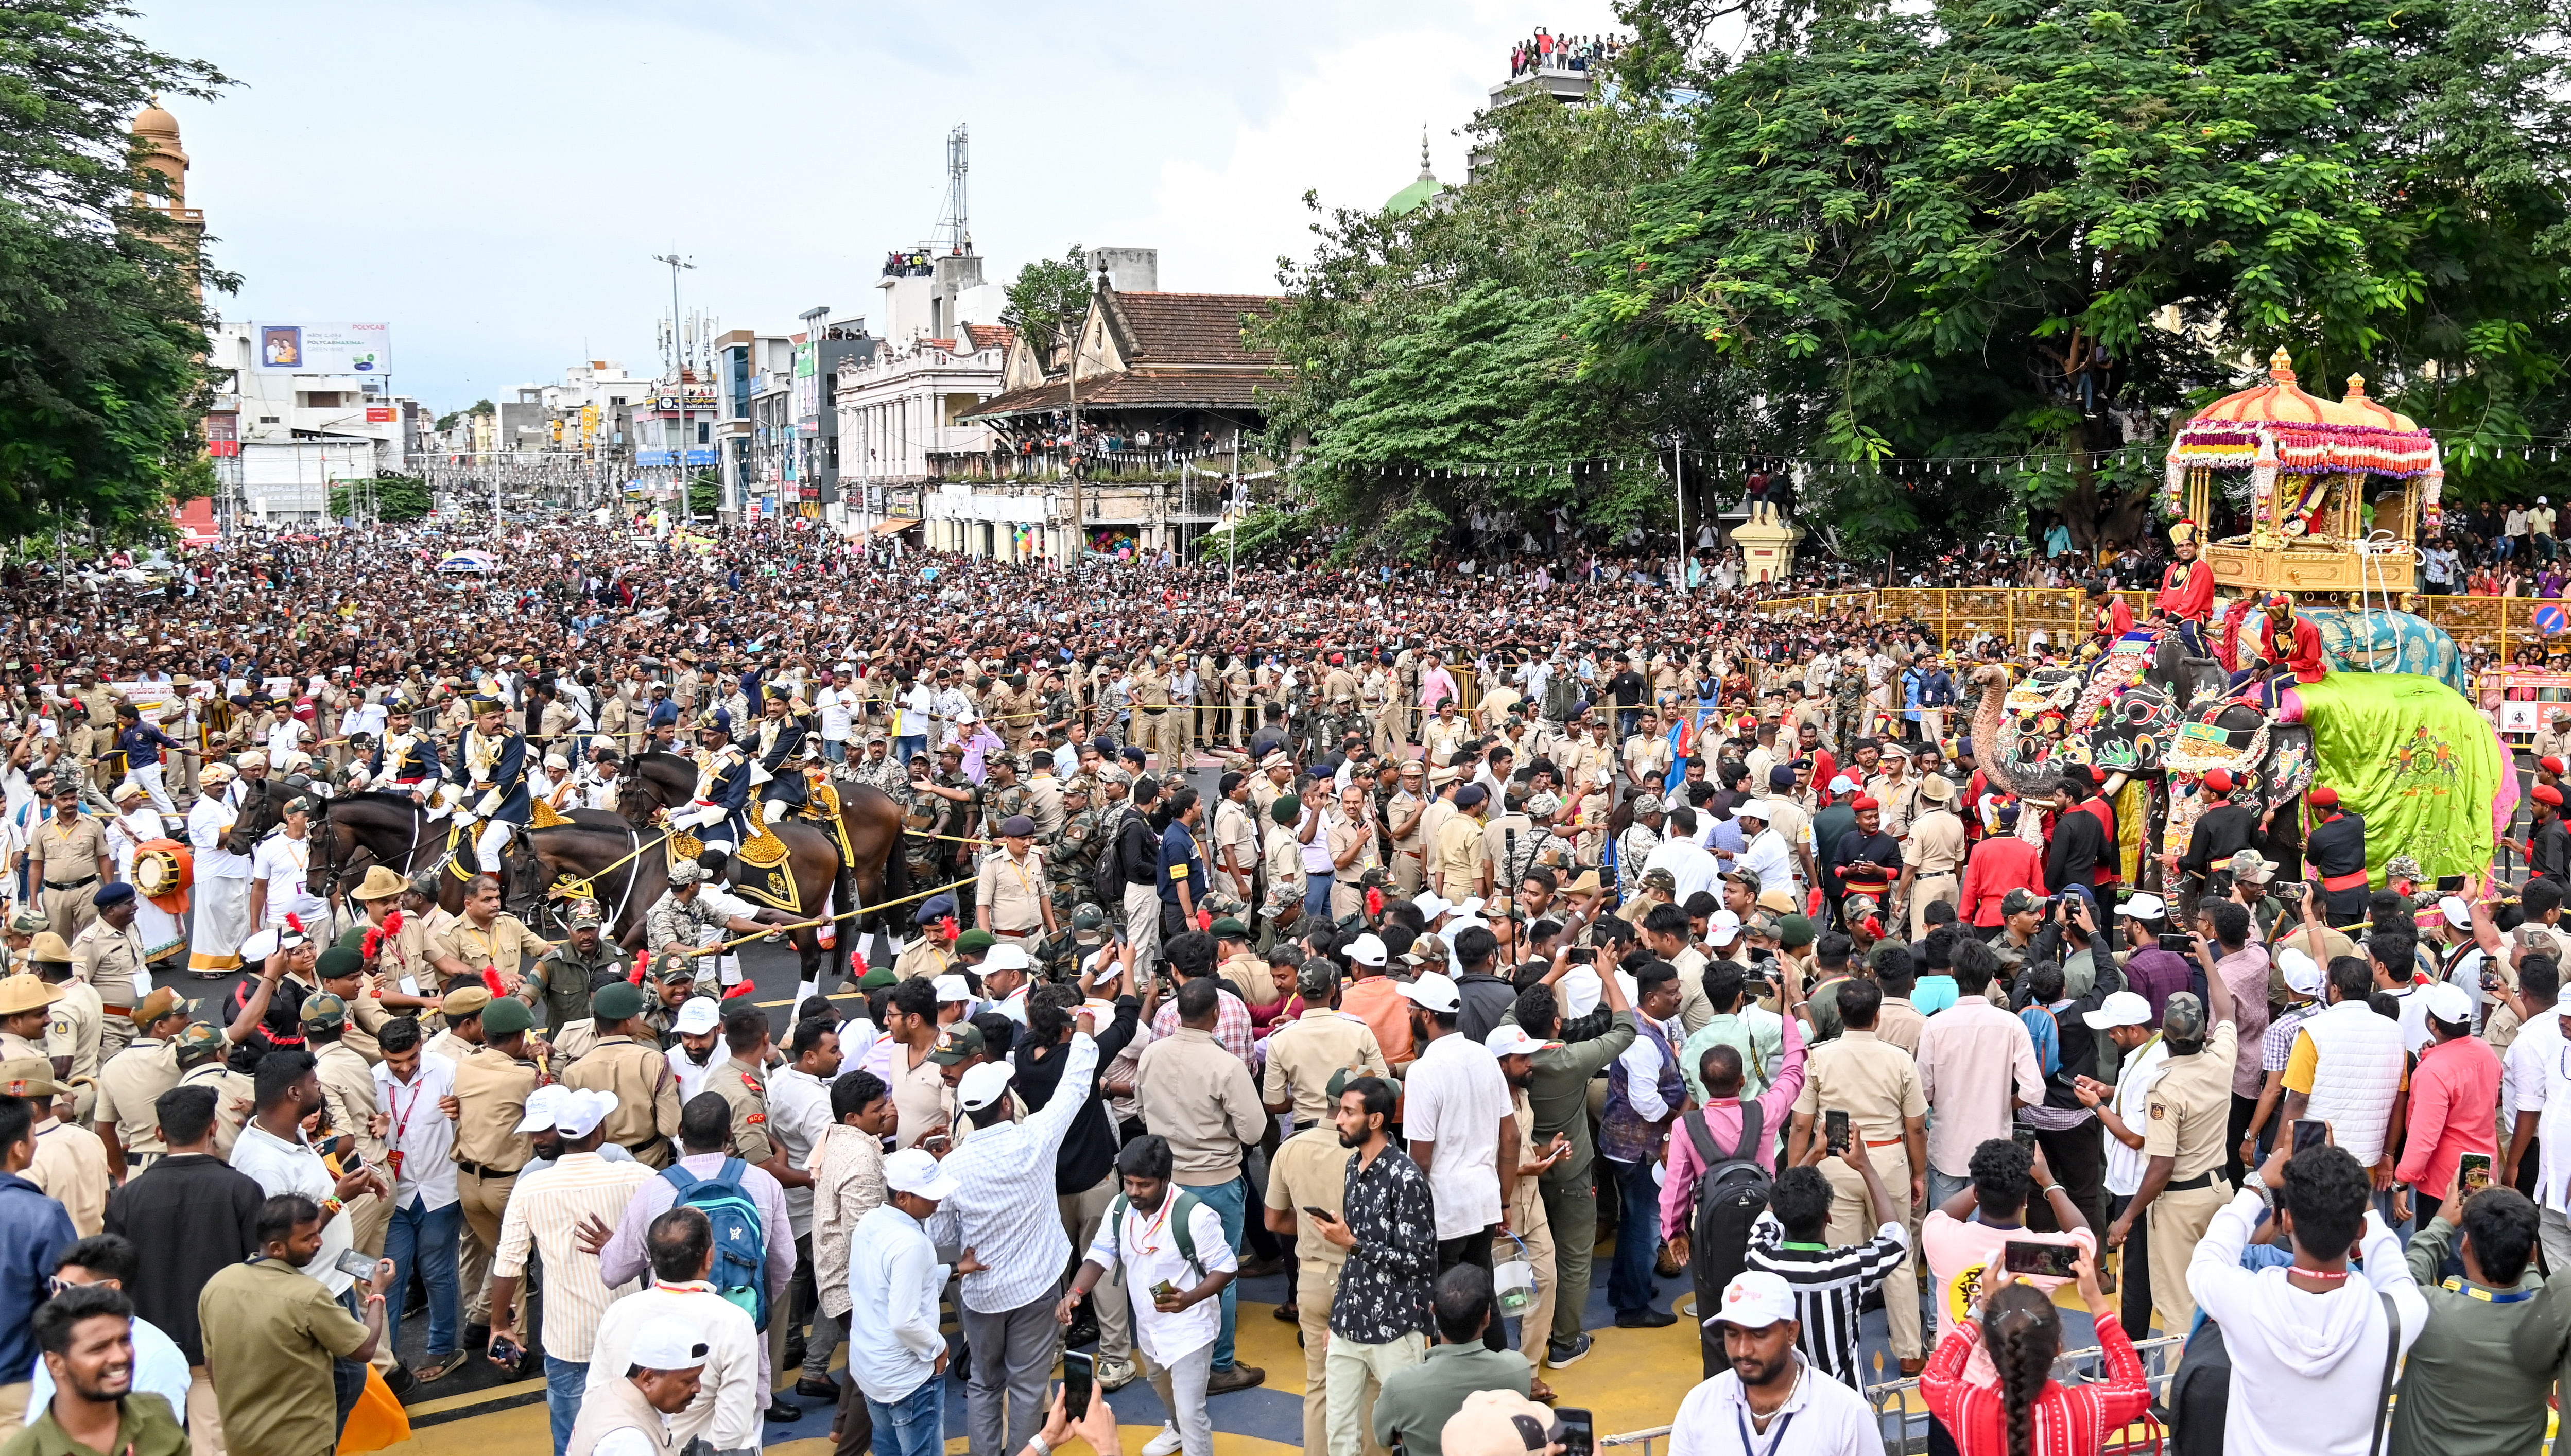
[1970,617,2512,889]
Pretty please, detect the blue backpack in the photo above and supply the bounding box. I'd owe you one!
[662,1158,768,1329]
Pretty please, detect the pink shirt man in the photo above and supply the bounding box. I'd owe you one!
[1661,1013,1808,1239]
[1914,990,2044,1181]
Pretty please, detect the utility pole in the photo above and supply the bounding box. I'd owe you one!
[653,252,695,509]
[1229,427,1241,591]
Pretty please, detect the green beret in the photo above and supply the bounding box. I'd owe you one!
[1209,917,1249,940]
[592,981,646,1021]
[335,926,371,953]
[955,929,996,955]
[1776,913,1816,949]
[1270,795,1303,827]
[858,967,898,991]
[480,996,536,1037]
[315,946,365,981]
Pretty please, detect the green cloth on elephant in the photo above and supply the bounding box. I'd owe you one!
[2294,670,2510,882]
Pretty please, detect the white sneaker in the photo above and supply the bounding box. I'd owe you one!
[1143,1425,1184,1455]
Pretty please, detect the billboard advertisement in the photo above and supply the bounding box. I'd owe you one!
[253,322,392,375]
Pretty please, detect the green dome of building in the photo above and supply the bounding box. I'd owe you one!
[1386,129,1447,215]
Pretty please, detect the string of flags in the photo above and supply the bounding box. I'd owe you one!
[1353,437,2571,479]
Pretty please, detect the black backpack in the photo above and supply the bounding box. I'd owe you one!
[1094,806,1155,907]
[1683,1100,1772,1308]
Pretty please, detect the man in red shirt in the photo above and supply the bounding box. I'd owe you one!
[1958,802,2045,930]
[2154,521,2216,658]
[2234,591,2328,710]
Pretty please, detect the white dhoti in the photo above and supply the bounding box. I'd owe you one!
[135,891,185,964]
[191,874,252,977]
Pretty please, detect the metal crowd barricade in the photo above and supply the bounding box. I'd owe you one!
[1599,1334,2187,1456]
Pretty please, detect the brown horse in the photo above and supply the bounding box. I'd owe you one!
[621,752,910,937]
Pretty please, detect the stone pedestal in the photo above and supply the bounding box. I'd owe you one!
[1733,513,1804,584]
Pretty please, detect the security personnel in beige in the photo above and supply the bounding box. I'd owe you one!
[92,987,189,1180]
[70,882,147,1060]
[703,1001,778,1166]
[974,814,1057,941]
[305,989,394,1256]
[561,980,682,1167]
[2107,975,2239,1339]
[28,782,110,943]
[446,993,541,1333]
[31,933,101,1097]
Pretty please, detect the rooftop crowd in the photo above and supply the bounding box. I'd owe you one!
[0,513,2553,1456]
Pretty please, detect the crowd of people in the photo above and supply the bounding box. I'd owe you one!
[0,518,2556,1456]
[1506,30,1625,78]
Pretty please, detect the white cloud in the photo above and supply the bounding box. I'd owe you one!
[131,0,1621,406]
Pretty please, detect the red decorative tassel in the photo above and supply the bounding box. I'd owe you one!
[1366,887,1384,918]
[722,979,758,1000]
[284,912,306,936]
[360,926,386,960]
[480,967,507,996]
[937,915,959,941]
[631,950,650,985]
[1806,888,1823,918]
[1862,915,1883,939]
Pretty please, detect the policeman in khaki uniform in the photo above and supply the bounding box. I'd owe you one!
[703,1002,778,1166]
[2112,982,2239,1338]
[446,994,541,1335]
[33,933,101,1096]
[71,883,147,1060]
[1259,960,1389,1129]
[1385,761,1429,896]
[561,980,682,1167]
[28,783,110,944]
[92,987,188,1180]
[171,1022,252,1159]
[1788,981,1931,1368]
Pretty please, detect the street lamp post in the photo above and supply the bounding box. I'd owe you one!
[653,252,695,510]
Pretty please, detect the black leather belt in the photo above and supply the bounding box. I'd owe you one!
[455,1159,522,1179]
[2165,1171,2227,1191]
[44,876,97,891]
[623,1133,668,1158]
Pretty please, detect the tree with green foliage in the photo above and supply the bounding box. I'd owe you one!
[327,474,431,523]
[435,399,494,433]
[1003,245,1091,362]
[0,0,233,542]
[1583,0,2571,555]
[687,469,720,518]
[1257,87,1690,556]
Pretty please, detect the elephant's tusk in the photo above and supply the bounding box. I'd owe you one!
[2102,771,2130,796]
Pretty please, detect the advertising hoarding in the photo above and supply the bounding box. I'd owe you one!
[253,322,392,375]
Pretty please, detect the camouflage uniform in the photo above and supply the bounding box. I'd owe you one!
[1048,800,1107,921]
[931,768,982,919]
[1831,669,1866,756]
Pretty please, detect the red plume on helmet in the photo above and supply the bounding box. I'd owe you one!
[1367,886,1385,918]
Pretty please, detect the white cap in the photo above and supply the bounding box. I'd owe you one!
[1829,775,1859,793]
[957,1060,1013,1113]
[2278,947,2324,997]
[1713,1270,1798,1330]
[2119,892,2167,922]
[883,1147,959,1200]
[1484,1025,1545,1057]
[1411,892,1452,922]
[628,1316,711,1371]
[1399,972,1462,1014]
[2081,990,2153,1030]
[2424,980,2475,1026]
[514,1083,569,1133]
[1738,800,1772,822]
[672,997,721,1036]
[1455,897,1487,920]
[1348,933,1390,968]
[557,1088,619,1139]
[240,928,281,964]
[1707,909,1743,946]
[2438,896,2472,930]
[982,943,1031,974]
[933,974,974,1003]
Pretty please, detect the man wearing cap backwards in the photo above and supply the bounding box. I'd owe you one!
[562,982,683,1168]
[27,781,109,945]
[2303,784,2370,925]
[563,1312,711,1456]
[445,993,543,1343]
[849,1146,963,1456]
[1666,1270,1879,1456]
[90,989,189,1180]
[489,1082,655,1455]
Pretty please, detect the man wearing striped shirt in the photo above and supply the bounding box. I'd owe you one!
[925,1025,1100,1456]
[488,1085,654,1456]
[1742,1136,1910,1389]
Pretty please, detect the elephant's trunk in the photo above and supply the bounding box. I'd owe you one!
[1969,664,2050,797]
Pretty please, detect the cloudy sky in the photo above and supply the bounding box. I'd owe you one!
[134,0,1623,411]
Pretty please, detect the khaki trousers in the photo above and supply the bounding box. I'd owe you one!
[1391,850,1425,897]
[1374,704,1409,758]
[1324,1330,1424,1456]
[188,1364,226,1456]
[1823,1142,1923,1358]
[1297,1261,1389,1456]
[1908,872,1961,941]
[457,1165,524,1326]
[1492,1219,1556,1367]
[2148,1182,2231,1337]
[0,1381,25,1450]
[39,886,98,944]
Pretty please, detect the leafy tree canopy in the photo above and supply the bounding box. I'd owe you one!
[1581,0,2571,553]
[1003,244,1090,361]
[0,0,233,542]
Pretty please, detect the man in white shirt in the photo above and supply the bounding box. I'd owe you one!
[1644,808,1722,908]
[1667,1272,1881,1456]
[1399,973,1517,1353]
[814,667,857,765]
[585,1213,762,1455]
[231,1050,382,1303]
[185,762,252,977]
[2073,990,2169,1336]
[372,1018,465,1380]
[1059,1135,1237,1456]
[246,794,328,932]
[1733,802,1796,900]
[2502,958,2571,1270]
[847,1149,958,1456]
